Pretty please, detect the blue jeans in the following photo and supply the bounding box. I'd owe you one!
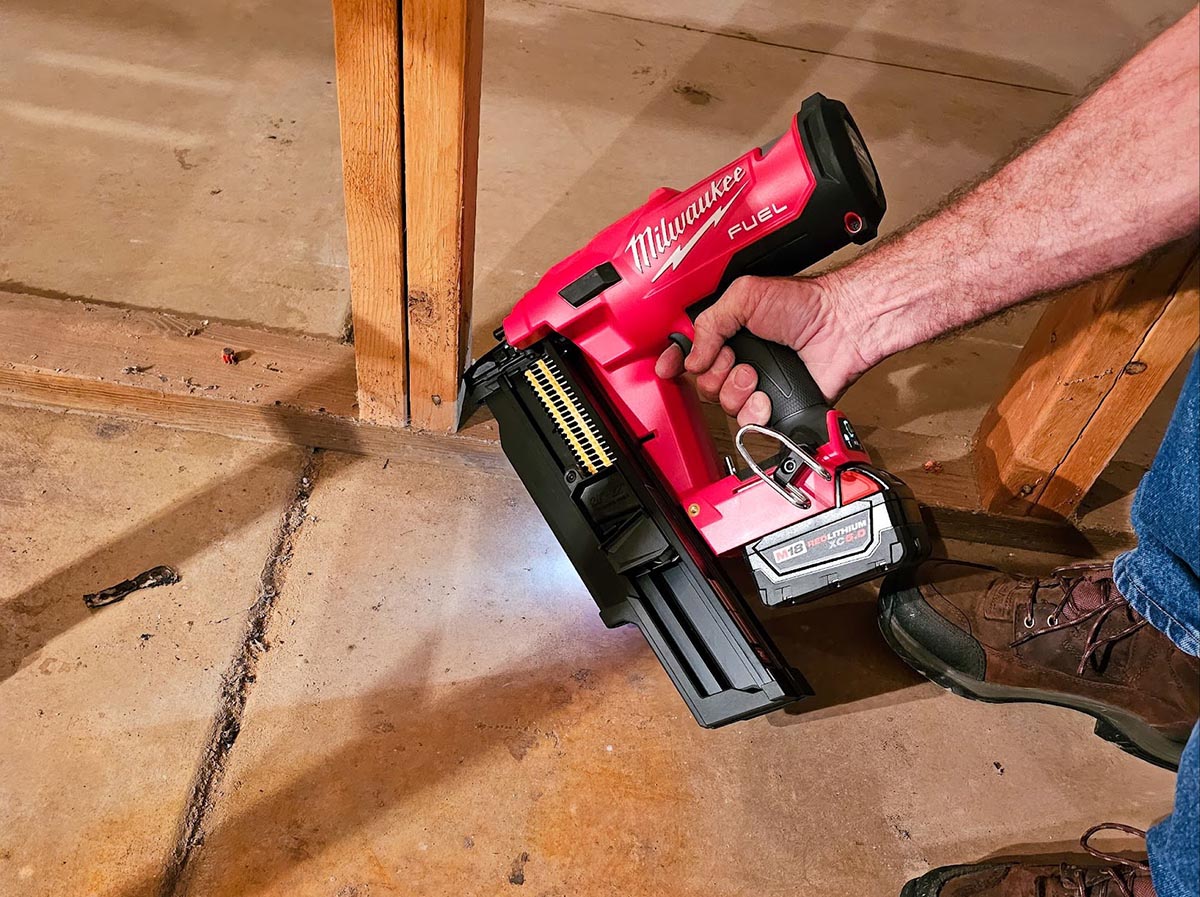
[1112,352,1199,897]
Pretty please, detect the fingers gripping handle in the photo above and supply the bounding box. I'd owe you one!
[666,330,830,445]
[725,330,830,445]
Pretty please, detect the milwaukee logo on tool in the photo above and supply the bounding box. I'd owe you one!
[625,166,748,280]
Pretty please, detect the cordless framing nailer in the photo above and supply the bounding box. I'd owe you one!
[462,94,929,726]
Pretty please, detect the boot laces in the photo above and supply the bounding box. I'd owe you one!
[1058,823,1151,897]
[1010,565,1146,675]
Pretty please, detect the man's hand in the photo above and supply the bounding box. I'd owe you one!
[654,274,871,426]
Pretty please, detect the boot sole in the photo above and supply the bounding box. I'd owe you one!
[899,864,998,897]
[879,583,1182,771]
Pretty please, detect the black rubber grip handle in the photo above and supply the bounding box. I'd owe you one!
[726,329,829,445]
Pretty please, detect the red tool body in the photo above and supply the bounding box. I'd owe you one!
[502,103,877,556]
[464,94,927,726]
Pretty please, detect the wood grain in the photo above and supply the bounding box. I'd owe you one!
[0,292,504,470]
[332,0,408,426]
[401,0,485,431]
[976,242,1199,519]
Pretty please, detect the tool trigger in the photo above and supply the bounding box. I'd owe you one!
[667,332,693,358]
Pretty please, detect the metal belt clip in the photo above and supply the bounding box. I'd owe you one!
[734,423,831,509]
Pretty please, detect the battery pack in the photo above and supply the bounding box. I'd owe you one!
[745,469,928,607]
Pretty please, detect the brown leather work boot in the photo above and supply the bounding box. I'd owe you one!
[899,823,1157,896]
[878,560,1199,769]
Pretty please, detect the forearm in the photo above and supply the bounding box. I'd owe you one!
[830,7,1200,366]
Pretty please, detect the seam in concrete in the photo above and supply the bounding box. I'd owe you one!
[158,448,322,897]
[531,0,1075,97]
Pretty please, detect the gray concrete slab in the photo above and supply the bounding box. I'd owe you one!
[473,0,1072,350]
[178,449,1176,897]
[0,0,350,336]
[0,405,307,897]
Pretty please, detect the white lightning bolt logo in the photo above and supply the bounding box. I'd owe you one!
[650,183,748,283]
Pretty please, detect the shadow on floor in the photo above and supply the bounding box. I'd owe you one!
[766,591,932,724]
[0,447,301,682]
[979,836,1150,866]
[0,344,375,684]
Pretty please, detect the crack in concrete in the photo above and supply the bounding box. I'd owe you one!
[158,448,322,897]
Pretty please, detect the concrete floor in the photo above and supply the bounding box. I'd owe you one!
[0,2,1195,895]
[0,404,1179,897]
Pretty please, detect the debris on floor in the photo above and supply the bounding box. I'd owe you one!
[673,82,717,105]
[507,851,530,886]
[221,347,239,364]
[83,565,181,609]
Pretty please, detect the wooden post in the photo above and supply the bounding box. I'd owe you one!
[332,0,408,426]
[976,243,1199,519]
[401,0,484,432]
